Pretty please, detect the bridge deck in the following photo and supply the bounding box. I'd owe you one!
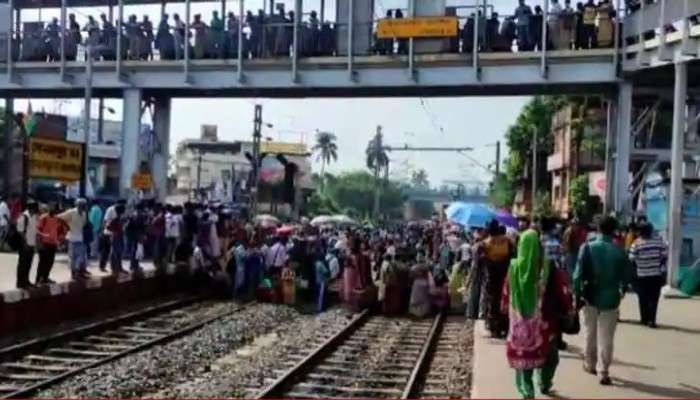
[1,49,617,98]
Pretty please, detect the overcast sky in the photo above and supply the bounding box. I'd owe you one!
[13,0,541,187]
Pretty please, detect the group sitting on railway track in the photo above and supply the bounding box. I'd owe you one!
[0,191,671,398]
[9,0,688,64]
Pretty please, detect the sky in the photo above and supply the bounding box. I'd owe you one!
[12,0,540,188]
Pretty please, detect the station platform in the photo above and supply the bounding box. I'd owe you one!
[472,295,700,399]
[0,252,190,335]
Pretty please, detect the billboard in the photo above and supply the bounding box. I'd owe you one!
[29,137,84,182]
[261,142,308,156]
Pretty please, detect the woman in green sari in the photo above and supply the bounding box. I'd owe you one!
[501,229,574,399]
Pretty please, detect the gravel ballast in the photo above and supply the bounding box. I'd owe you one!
[36,302,301,398]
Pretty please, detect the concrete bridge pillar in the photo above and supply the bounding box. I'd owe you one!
[614,81,633,218]
[119,88,142,199]
[151,97,171,201]
[666,61,688,293]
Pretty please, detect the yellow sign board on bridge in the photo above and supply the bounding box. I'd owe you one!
[261,142,309,156]
[376,16,458,39]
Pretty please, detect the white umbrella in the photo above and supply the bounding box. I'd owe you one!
[310,215,334,226]
[254,214,279,228]
[330,214,358,226]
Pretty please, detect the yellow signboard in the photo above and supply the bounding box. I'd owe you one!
[376,16,458,39]
[28,137,83,182]
[261,142,309,156]
[131,173,152,190]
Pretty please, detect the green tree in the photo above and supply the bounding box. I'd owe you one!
[325,171,404,220]
[488,174,514,209]
[311,131,338,189]
[533,191,554,220]
[569,173,596,221]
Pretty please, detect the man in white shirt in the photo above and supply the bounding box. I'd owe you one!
[58,198,89,280]
[165,205,182,263]
[16,201,39,289]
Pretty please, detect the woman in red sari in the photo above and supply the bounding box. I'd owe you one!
[501,229,574,399]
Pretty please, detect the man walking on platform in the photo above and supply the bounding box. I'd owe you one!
[629,222,667,328]
[574,216,630,386]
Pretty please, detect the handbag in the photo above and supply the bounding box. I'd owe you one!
[560,311,581,335]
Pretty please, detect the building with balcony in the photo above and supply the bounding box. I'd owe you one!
[547,102,606,218]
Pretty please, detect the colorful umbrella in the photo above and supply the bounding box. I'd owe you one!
[493,209,518,228]
[445,202,494,228]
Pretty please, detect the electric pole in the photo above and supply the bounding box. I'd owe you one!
[495,140,501,177]
[251,104,262,216]
[373,126,382,220]
[196,152,202,200]
[532,127,538,213]
[80,42,94,198]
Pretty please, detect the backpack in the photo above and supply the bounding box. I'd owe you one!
[6,214,28,252]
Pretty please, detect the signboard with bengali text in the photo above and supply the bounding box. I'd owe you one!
[261,142,308,156]
[376,17,458,39]
[28,137,83,182]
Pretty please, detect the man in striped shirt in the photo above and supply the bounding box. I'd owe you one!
[629,223,668,328]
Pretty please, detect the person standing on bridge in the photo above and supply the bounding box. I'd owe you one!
[514,0,533,51]
[574,216,630,385]
[502,229,573,398]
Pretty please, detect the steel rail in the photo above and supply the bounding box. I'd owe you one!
[401,313,444,399]
[2,300,254,399]
[254,309,370,399]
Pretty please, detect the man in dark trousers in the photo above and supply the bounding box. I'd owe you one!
[629,222,668,328]
[16,201,39,289]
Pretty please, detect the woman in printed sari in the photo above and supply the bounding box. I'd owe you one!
[501,230,574,399]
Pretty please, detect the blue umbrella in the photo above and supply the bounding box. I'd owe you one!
[445,202,495,228]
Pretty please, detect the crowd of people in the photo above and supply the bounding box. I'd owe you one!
[10,0,682,64]
[0,190,671,398]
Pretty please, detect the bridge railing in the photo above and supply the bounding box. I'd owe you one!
[0,0,624,84]
[622,0,700,66]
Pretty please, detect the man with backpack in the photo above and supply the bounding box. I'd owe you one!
[15,201,39,289]
[58,198,90,280]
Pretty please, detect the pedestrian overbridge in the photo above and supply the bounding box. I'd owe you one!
[2,49,620,98]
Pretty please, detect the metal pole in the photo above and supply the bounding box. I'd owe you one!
[373,126,382,219]
[408,0,415,80]
[7,0,13,81]
[81,44,94,198]
[613,0,622,74]
[116,0,123,76]
[604,97,616,213]
[347,0,354,80]
[472,0,479,75]
[60,0,66,79]
[221,0,226,25]
[237,0,244,82]
[3,99,13,195]
[541,0,549,78]
[292,0,300,82]
[495,140,500,177]
[97,98,104,143]
[667,61,687,289]
[184,0,191,76]
[251,104,262,215]
[615,82,633,216]
[532,126,538,212]
[320,0,325,23]
[196,153,202,195]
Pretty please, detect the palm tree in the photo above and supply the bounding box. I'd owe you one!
[365,126,389,218]
[312,131,338,187]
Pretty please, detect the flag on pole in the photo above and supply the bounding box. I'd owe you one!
[23,102,37,136]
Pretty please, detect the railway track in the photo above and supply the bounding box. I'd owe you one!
[0,297,252,399]
[255,312,471,399]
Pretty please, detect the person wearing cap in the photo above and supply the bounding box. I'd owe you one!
[16,201,39,289]
[58,198,90,280]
